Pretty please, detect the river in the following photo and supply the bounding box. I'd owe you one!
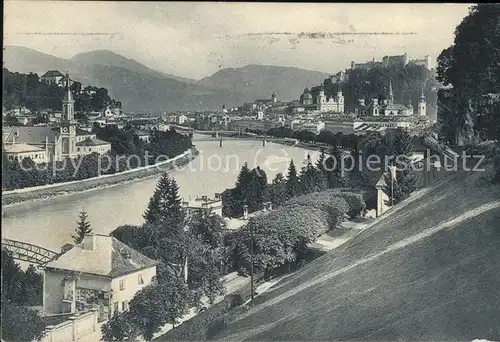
[2,136,320,251]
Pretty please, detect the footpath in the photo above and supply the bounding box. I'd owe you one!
[148,216,376,341]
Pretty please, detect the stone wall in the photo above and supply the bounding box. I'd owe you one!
[40,309,99,342]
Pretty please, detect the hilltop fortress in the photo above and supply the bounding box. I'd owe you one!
[351,53,434,71]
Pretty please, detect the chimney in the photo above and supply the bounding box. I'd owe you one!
[82,234,96,251]
[214,193,221,201]
[243,205,249,220]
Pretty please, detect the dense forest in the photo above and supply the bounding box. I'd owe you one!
[311,64,440,116]
[3,68,121,113]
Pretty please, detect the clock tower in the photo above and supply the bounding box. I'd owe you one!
[60,73,77,159]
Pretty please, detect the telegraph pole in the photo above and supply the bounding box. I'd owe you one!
[250,219,255,301]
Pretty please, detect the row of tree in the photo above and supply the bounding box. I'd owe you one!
[3,68,120,114]
[225,189,365,274]
[223,128,418,219]
[2,127,193,190]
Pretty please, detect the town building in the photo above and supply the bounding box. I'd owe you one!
[230,119,284,132]
[132,129,152,143]
[2,142,50,164]
[291,120,325,135]
[2,73,111,162]
[292,87,345,114]
[42,234,158,321]
[354,81,426,117]
[182,193,223,217]
[40,70,65,86]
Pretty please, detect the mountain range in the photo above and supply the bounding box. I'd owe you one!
[3,46,331,113]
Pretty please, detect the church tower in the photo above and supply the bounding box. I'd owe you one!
[418,86,427,116]
[271,92,277,104]
[336,86,344,114]
[388,80,394,106]
[60,73,77,159]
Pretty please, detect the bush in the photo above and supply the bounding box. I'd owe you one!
[1,305,47,342]
[336,191,366,219]
[286,190,349,229]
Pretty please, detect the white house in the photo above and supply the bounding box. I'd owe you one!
[182,193,223,217]
[43,234,158,321]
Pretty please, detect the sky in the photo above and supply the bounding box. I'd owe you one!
[4,1,472,80]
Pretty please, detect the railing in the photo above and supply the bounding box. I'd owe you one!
[1,239,59,265]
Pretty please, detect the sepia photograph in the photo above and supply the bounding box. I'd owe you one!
[2,2,500,341]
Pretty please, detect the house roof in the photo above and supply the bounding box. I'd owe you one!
[76,128,95,136]
[76,138,110,146]
[3,126,59,145]
[41,70,64,78]
[384,104,410,111]
[3,143,44,153]
[45,234,159,278]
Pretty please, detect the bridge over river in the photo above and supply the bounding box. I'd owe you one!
[2,138,321,253]
[2,239,59,265]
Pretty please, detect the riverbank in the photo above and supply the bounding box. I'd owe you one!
[2,148,199,207]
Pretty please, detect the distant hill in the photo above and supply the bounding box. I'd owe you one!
[211,170,500,340]
[3,46,80,77]
[3,46,331,112]
[198,64,330,103]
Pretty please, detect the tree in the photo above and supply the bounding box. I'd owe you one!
[286,159,300,198]
[300,154,327,194]
[102,277,192,341]
[1,249,42,306]
[436,4,500,142]
[1,305,47,342]
[268,173,287,207]
[143,172,184,234]
[101,311,138,342]
[384,128,414,160]
[329,145,348,188]
[383,167,418,205]
[1,250,46,341]
[73,210,92,244]
[245,167,268,213]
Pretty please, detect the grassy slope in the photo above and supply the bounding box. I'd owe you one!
[214,171,500,341]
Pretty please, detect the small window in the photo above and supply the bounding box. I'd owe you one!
[119,279,125,291]
[122,300,128,311]
[114,302,119,313]
[138,273,144,285]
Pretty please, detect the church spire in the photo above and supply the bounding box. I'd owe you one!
[63,73,73,102]
[420,85,425,100]
[388,80,394,105]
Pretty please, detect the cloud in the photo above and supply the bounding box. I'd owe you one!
[4,2,471,79]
